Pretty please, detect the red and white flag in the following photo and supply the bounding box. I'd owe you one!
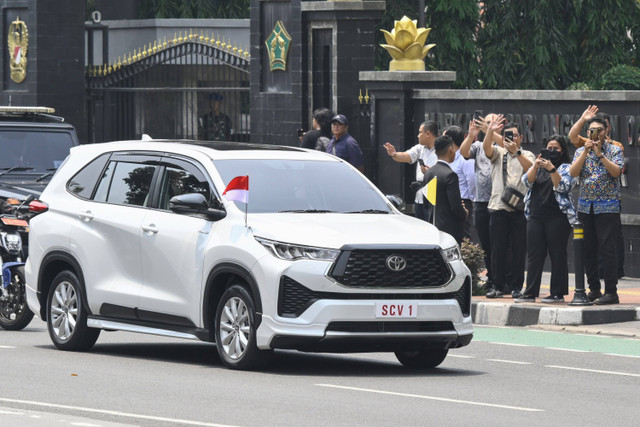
[223,175,249,203]
[13,46,22,64]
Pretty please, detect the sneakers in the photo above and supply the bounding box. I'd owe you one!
[594,293,619,305]
[486,289,504,299]
[511,290,523,299]
[514,295,535,303]
[541,295,564,303]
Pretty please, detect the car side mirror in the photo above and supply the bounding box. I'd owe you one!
[169,193,227,221]
[385,194,404,209]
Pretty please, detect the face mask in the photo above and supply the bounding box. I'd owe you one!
[549,150,562,166]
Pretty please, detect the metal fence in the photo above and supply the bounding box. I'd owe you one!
[86,37,250,143]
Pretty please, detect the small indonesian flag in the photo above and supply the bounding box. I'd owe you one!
[13,46,22,63]
[223,175,249,203]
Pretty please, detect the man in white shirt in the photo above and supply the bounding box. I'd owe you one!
[383,120,438,222]
[444,125,476,240]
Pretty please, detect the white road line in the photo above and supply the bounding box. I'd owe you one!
[486,359,532,365]
[0,398,239,427]
[0,345,16,349]
[604,353,640,359]
[316,384,544,412]
[544,347,590,353]
[448,354,475,359]
[546,365,640,378]
[488,342,530,347]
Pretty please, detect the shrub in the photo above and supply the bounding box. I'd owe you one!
[567,82,591,90]
[600,64,640,90]
[460,239,486,295]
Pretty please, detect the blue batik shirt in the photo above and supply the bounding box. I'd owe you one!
[572,142,624,214]
[521,163,578,225]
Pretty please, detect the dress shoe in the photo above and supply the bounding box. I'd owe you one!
[586,290,602,302]
[541,295,564,303]
[511,290,523,299]
[486,289,503,299]
[594,293,619,305]
[514,295,535,303]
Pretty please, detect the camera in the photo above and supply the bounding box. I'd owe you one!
[418,159,425,166]
[297,128,305,137]
[504,130,514,141]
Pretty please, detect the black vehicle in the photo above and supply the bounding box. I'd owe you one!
[0,107,78,330]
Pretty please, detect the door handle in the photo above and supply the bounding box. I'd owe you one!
[142,224,159,234]
[78,210,94,221]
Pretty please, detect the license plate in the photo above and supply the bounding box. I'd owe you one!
[1,217,28,227]
[375,302,417,318]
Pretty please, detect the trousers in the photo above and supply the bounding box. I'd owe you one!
[579,210,619,293]
[489,209,526,292]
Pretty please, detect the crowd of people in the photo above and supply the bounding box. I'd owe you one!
[381,105,626,305]
[297,104,625,305]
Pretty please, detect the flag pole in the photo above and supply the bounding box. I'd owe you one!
[244,202,248,228]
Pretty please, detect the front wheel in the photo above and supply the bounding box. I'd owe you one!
[214,284,272,370]
[47,270,100,351]
[0,266,34,330]
[395,348,449,369]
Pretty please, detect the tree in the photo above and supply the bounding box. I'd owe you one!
[138,0,250,19]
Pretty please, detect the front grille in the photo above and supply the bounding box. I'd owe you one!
[329,249,451,288]
[326,321,454,333]
[278,276,466,318]
[454,277,471,317]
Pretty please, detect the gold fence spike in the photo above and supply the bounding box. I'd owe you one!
[364,89,370,104]
[205,31,210,43]
[142,44,148,57]
[199,30,204,42]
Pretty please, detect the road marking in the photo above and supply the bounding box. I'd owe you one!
[544,347,589,353]
[489,342,530,347]
[448,354,475,359]
[486,359,532,365]
[316,384,544,412]
[0,345,16,349]
[546,365,640,378]
[604,353,640,359]
[0,398,239,427]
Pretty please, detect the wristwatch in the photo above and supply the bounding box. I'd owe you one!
[516,149,522,156]
[549,167,557,173]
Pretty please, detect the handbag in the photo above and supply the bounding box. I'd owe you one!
[499,155,525,211]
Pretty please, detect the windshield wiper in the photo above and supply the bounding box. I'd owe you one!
[35,168,58,182]
[345,209,390,214]
[279,209,335,213]
[0,166,34,178]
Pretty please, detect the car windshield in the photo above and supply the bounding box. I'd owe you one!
[0,130,73,174]
[213,159,392,214]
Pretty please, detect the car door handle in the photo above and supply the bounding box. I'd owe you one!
[78,210,94,221]
[142,224,159,234]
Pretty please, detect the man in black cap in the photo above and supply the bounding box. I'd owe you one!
[326,114,364,172]
[422,135,468,243]
[199,92,231,141]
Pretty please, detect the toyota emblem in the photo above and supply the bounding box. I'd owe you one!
[386,255,406,272]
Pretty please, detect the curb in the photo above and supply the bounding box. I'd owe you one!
[471,301,640,326]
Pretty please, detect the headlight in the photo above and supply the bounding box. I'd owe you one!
[441,245,461,263]
[255,237,339,261]
[1,231,22,255]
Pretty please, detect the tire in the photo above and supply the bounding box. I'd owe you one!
[47,270,100,351]
[395,348,449,369]
[214,284,272,370]
[0,266,34,331]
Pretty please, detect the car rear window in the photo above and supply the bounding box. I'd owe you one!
[0,130,74,173]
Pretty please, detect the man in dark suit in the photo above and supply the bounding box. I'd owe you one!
[422,135,468,244]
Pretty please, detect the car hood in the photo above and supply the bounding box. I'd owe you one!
[248,213,454,249]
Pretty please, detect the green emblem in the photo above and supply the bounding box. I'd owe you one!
[265,20,291,72]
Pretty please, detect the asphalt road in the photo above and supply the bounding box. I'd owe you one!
[2,321,639,426]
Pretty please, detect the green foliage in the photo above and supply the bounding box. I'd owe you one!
[567,81,591,90]
[425,0,480,88]
[460,239,486,295]
[138,0,250,19]
[600,64,640,89]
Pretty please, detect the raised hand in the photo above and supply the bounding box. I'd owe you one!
[383,142,397,157]
[581,105,598,122]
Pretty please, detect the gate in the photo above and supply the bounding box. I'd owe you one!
[86,32,250,143]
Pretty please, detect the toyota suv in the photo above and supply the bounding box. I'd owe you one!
[25,140,472,370]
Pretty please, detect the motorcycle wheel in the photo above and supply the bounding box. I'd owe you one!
[0,265,34,330]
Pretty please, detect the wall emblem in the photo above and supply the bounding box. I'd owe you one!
[8,17,29,84]
[265,21,291,72]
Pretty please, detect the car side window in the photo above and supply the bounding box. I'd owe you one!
[67,153,110,199]
[94,161,157,207]
[158,161,211,210]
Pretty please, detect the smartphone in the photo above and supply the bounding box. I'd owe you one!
[297,128,305,137]
[504,130,514,141]
[473,110,482,121]
[418,159,425,166]
[540,148,551,160]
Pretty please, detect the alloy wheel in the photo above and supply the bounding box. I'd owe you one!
[50,281,78,341]
[218,296,250,360]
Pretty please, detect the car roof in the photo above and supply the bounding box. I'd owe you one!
[70,139,339,162]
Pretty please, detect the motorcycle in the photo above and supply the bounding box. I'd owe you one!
[0,195,35,330]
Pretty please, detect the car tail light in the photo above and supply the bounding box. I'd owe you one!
[29,200,49,214]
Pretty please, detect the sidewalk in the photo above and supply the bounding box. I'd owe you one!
[472,272,640,334]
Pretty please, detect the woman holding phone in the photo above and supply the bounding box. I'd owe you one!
[515,135,577,303]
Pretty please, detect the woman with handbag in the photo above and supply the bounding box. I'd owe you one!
[515,135,577,303]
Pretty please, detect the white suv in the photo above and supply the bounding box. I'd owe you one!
[26,140,472,370]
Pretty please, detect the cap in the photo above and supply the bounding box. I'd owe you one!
[208,92,224,101]
[331,114,348,125]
